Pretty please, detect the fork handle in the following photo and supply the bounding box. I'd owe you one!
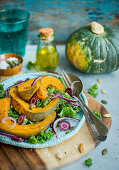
[77,96,108,141]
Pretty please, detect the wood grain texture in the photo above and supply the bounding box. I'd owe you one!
[0,75,112,170]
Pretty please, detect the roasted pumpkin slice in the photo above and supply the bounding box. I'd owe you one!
[0,110,56,138]
[18,78,41,101]
[0,98,11,121]
[37,76,65,99]
[10,88,59,121]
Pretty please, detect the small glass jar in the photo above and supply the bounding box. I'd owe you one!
[35,28,59,71]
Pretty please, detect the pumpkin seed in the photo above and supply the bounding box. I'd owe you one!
[101,89,106,94]
[97,78,102,84]
[103,114,111,118]
[78,143,85,153]
[101,100,108,104]
[56,150,63,160]
[102,149,108,155]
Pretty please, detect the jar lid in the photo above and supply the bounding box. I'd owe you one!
[39,28,54,38]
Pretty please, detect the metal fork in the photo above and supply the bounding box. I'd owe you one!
[61,71,109,141]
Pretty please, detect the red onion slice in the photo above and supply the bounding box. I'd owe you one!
[59,121,71,131]
[50,93,77,103]
[1,79,30,96]
[31,76,43,86]
[50,93,62,99]
[69,102,79,107]
[29,94,38,105]
[52,117,80,138]
[25,78,30,81]
[65,88,73,97]
[0,132,25,142]
[59,96,78,103]
[16,80,24,84]
[2,117,16,129]
[18,114,26,125]
[5,81,25,91]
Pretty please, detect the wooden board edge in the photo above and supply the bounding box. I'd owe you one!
[84,91,112,146]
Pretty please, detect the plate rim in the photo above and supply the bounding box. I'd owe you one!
[0,72,88,148]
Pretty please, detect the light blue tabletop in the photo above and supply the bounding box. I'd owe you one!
[23,45,119,170]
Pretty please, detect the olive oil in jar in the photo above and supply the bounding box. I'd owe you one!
[35,28,59,71]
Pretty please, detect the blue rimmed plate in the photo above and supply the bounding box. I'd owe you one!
[0,72,88,148]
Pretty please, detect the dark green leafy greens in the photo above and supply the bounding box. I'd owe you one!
[84,158,93,167]
[47,86,81,119]
[9,105,40,124]
[36,98,51,108]
[29,130,54,144]
[8,105,20,121]
[0,84,5,99]
[87,84,98,98]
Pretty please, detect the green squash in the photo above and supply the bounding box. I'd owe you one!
[66,21,119,73]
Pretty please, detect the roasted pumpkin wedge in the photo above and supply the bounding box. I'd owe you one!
[0,98,11,121]
[0,110,56,138]
[10,88,59,121]
[18,78,41,101]
[37,76,65,99]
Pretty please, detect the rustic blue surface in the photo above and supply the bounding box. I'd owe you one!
[23,44,119,170]
[0,0,119,44]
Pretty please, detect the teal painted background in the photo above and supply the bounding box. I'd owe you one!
[0,0,119,44]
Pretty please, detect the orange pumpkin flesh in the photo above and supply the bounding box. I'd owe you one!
[18,78,41,101]
[37,76,65,99]
[10,88,59,121]
[0,98,11,121]
[0,98,56,138]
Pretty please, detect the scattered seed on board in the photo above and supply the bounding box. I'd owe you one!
[101,89,106,94]
[101,100,108,104]
[78,143,85,153]
[103,114,111,118]
[97,78,102,84]
[56,150,63,160]
[102,149,108,155]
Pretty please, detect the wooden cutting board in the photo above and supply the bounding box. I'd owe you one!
[0,75,112,170]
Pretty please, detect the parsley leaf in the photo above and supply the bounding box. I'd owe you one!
[29,130,54,144]
[84,158,93,167]
[87,84,98,98]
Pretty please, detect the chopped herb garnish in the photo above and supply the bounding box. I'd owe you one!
[93,109,102,120]
[87,84,98,98]
[84,158,93,167]
[27,61,35,70]
[6,59,20,69]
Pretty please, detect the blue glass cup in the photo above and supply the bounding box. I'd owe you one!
[0,9,30,57]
